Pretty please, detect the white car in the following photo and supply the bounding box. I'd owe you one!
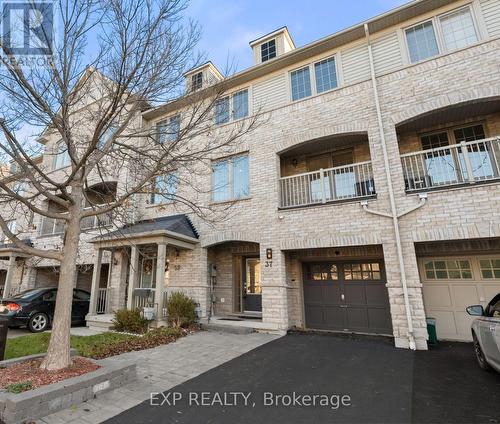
[467,294,500,373]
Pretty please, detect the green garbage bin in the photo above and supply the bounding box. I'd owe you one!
[426,317,437,345]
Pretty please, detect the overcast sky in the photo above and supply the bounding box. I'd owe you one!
[186,0,409,74]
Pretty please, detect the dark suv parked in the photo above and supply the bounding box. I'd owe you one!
[0,287,90,332]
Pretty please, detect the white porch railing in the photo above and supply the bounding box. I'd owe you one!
[39,207,113,236]
[401,137,500,192]
[96,287,112,314]
[132,288,154,309]
[279,161,375,208]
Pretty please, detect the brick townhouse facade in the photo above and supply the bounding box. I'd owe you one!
[1,0,500,350]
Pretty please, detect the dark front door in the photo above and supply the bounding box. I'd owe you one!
[303,261,392,335]
[243,258,262,312]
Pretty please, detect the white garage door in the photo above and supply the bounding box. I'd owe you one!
[420,256,500,341]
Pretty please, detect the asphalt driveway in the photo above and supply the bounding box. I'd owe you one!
[105,332,500,424]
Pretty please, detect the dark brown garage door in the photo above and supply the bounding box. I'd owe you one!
[303,261,392,335]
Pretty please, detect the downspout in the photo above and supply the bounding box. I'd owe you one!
[363,23,417,350]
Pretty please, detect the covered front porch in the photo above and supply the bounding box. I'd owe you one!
[85,215,199,329]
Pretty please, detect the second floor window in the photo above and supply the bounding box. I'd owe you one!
[261,39,276,62]
[215,89,249,125]
[150,173,178,205]
[1,220,16,242]
[290,66,312,101]
[53,143,71,170]
[290,55,337,101]
[212,154,249,202]
[98,125,117,150]
[314,57,338,94]
[405,6,478,64]
[157,115,180,143]
[215,97,230,125]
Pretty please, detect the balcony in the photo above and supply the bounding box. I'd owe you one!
[279,161,375,208]
[401,137,500,192]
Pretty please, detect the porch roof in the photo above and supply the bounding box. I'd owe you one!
[0,239,32,259]
[90,214,199,249]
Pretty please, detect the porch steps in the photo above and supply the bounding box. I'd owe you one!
[201,322,255,335]
[85,314,114,331]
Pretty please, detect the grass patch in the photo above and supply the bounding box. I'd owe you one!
[4,327,193,361]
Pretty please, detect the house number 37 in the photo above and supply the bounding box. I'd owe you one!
[265,261,272,268]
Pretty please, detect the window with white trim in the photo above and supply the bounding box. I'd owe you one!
[53,142,71,170]
[157,115,180,143]
[214,89,249,125]
[211,154,249,202]
[150,173,178,205]
[439,8,478,51]
[1,220,16,242]
[405,6,479,64]
[98,125,117,150]
[290,55,338,101]
[261,39,276,62]
[191,72,203,92]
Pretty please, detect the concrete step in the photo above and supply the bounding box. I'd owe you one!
[201,322,255,335]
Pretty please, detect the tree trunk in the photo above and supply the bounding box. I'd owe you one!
[40,188,83,371]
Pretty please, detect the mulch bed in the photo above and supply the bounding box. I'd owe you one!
[0,357,100,392]
[88,326,197,359]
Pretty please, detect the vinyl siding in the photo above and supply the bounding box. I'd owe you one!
[341,44,371,85]
[253,73,288,112]
[480,0,500,38]
[372,32,404,76]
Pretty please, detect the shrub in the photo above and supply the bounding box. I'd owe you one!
[6,381,32,394]
[111,308,149,334]
[166,292,197,328]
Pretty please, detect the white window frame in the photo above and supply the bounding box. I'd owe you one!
[149,172,178,205]
[214,88,250,126]
[211,153,250,202]
[288,54,338,102]
[157,114,181,143]
[53,142,71,170]
[403,4,480,64]
[260,38,277,63]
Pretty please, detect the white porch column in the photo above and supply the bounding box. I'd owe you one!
[127,245,140,309]
[155,242,167,319]
[88,248,103,314]
[3,255,16,298]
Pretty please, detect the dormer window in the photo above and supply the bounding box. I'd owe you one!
[261,39,276,62]
[191,72,203,92]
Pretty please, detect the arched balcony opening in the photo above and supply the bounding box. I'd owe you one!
[278,133,375,208]
[397,98,500,192]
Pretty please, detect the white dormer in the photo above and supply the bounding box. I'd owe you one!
[184,62,224,93]
[249,27,295,65]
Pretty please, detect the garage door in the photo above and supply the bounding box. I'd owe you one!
[303,261,392,335]
[420,256,500,341]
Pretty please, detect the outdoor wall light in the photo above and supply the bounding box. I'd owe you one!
[291,158,298,167]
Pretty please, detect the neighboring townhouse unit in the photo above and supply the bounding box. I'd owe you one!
[3,0,500,351]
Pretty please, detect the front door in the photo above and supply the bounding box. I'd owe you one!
[303,261,392,335]
[243,258,261,312]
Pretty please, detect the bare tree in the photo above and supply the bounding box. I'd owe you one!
[0,0,258,370]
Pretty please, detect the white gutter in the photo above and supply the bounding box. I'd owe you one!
[363,23,419,350]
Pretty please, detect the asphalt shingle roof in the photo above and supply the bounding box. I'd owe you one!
[93,214,198,241]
